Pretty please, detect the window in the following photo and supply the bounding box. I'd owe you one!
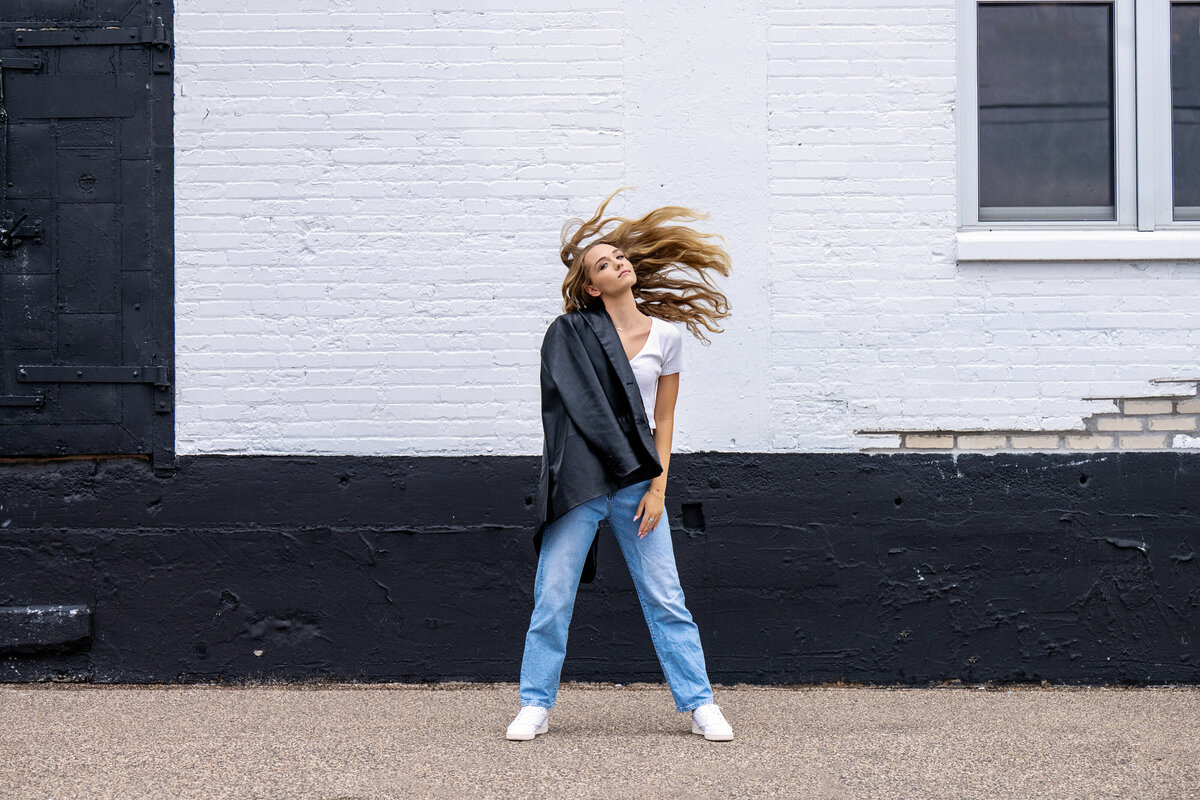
[1173,3,1200,220]
[956,0,1200,260]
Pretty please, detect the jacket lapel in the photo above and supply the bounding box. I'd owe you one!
[578,305,659,454]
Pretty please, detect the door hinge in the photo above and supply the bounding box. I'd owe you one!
[13,19,171,73]
[17,365,173,414]
[0,393,44,409]
[0,53,42,71]
[0,213,43,256]
[18,365,168,384]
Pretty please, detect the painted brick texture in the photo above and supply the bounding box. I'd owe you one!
[175,1,625,454]
[768,2,1200,451]
[866,379,1200,452]
[174,1,1200,455]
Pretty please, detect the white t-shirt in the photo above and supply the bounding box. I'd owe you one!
[627,316,683,432]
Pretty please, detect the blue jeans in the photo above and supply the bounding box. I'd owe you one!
[519,478,714,713]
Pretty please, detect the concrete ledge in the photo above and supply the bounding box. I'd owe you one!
[0,605,91,653]
[957,229,1200,261]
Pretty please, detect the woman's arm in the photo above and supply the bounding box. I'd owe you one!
[650,372,680,496]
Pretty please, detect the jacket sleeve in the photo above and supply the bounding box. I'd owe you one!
[541,317,636,475]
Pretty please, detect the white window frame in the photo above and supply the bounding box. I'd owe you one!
[956,0,1200,261]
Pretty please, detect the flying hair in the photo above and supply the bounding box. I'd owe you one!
[558,187,732,344]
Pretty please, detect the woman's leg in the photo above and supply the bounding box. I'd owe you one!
[607,479,715,713]
[519,495,607,709]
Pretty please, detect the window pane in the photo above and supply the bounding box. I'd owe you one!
[1172,3,1200,219]
[977,3,1115,221]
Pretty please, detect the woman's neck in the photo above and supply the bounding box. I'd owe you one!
[604,295,644,330]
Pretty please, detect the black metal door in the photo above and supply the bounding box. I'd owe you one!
[0,1,174,470]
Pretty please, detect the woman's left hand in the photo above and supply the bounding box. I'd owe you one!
[634,491,665,538]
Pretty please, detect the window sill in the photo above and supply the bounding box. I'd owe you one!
[956,230,1200,262]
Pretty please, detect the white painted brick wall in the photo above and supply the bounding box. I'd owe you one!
[174,0,1200,455]
[766,0,1200,451]
[175,1,626,454]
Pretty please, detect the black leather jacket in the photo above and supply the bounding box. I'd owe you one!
[534,303,664,583]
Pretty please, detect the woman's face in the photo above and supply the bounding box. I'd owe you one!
[583,243,635,298]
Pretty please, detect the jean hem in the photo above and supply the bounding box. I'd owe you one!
[521,701,554,710]
[677,698,714,713]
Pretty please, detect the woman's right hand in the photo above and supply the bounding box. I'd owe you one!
[634,491,665,537]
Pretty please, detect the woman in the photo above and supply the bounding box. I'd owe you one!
[507,188,734,742]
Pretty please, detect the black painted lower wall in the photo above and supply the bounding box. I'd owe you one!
[1,452,1197,684]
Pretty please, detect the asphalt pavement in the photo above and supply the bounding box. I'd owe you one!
[2,681,1197,799]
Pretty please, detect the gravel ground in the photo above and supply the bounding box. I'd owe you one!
[2,681,1198,799]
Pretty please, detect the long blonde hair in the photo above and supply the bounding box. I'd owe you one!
[558,187,732,343]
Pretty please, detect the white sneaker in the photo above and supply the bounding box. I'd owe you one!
[690,703,733,741]
[506,705,549,741]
